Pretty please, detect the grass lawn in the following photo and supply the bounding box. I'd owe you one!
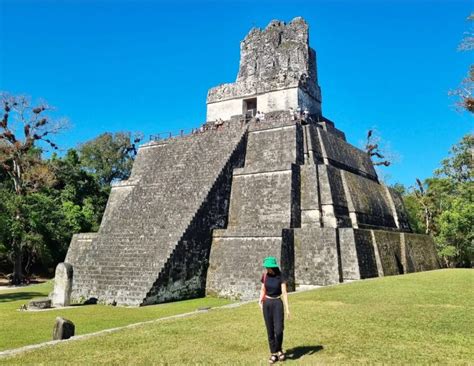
[1,269,473,365]
[0,281,232,351]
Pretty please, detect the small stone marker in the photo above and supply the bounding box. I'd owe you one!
[53,317,75,340]
[52,262,73,307]
[197,306,211,311]
[27,298,52,310]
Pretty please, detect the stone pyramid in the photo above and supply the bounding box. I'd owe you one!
[65,17,440,306]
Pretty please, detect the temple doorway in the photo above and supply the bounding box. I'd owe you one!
[243,98,257,118]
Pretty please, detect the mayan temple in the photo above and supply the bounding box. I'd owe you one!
[64,17,440,306]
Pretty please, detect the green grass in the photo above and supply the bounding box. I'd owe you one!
[0,282,232,351]
[1,269,473,365]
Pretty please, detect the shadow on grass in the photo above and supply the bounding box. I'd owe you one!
[0,292,45,304]
[286,345,324,360]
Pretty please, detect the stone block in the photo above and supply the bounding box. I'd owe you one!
[28,298,52,310]
[53,317,75,340]
[52,262,73,307]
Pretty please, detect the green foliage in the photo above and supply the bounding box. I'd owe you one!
[0,137,136,277]
[435,134,473,183]
[435,194,474,266]
[403,194,426,234]
[78,132,141,186]
[394,134,473,267]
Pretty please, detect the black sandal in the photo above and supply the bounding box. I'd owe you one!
[269,354,278,364]
[278,351,286,361]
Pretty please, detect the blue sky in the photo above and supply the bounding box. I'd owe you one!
[0,0,472,186]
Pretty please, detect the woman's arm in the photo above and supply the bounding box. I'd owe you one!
[281,282,290,319]
[259,283,265,310]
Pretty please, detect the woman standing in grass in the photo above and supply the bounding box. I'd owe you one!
[259,256,290,364]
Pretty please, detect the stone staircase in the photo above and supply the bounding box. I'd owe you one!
[67,123,248,306]
[206,115,303,300]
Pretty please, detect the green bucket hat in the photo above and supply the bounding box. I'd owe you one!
[263,256,279,268]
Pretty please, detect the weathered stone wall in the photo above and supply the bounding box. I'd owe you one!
[65,233,97,265]
[294,227,340,286]
[300,162,322,227]
[206,17,321,121]
[403,233,441,272]
[387,187,412,232]
[206,231,294,300]
[339,228,379,280]
[316,128,377,180]
[371,230,404,276]
[339,228,440,281]
[228,169,294,230]
[244,123,303,170]
[318,164,351,227]
[341,170,397,229]
[207,87,302,122]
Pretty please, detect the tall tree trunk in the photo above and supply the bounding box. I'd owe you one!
[11,202,25,285]
[11,239,24,285]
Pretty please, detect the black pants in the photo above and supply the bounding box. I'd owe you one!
[262,298,284,353]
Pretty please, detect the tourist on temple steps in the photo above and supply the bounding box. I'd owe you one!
[259,256,290,364]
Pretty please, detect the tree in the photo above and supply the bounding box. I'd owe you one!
[413,178,435,235]
[450,14,474,113]
[396,134,473,267]
[78,132,142,188]
[432,134,473,267]
[0,93,67,284]
[435,134,473,183]
[50,149,108,232]
[365,129,391,167]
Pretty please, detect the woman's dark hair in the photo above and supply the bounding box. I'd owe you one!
[267,267,281,276]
